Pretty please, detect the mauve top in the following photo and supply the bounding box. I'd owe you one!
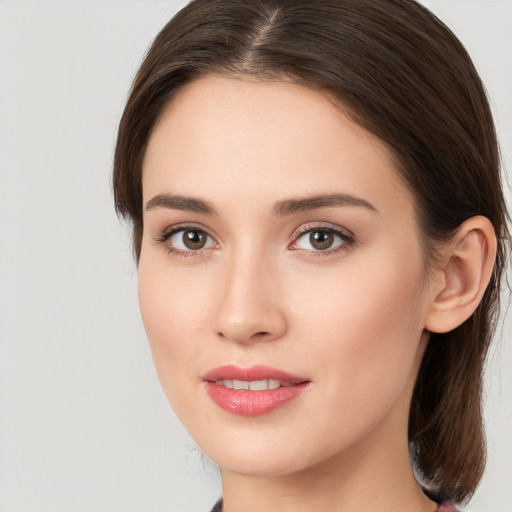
[209,498,460,511]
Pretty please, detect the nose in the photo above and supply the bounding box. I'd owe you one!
[212,251,288,345]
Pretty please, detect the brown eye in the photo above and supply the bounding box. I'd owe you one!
[309,230,334,250]
[182,230,207,250]
[293,226,352,253]
[163,227,215,252]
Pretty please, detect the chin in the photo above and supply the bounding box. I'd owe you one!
[193,425,343,478]
[209,450,308,477]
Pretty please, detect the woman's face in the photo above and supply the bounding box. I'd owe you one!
[139,75,433,476]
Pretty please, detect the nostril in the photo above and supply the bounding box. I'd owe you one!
[251,331,270,339]
[213,308,287,344]
[216,330,272,343]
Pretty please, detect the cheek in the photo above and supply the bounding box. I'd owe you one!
[291,247,427,393]
[137,256,210,393]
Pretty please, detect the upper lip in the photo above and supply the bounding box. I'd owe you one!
[202,364,309,384]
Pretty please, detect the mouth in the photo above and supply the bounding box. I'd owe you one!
[214,379,295,390]
[202,365,310,416]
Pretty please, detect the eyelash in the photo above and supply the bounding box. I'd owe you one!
[154,223,356,259]
[291,224,356,257]
[154,223,214,259]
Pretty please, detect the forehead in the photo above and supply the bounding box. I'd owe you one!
[142,75,413,218]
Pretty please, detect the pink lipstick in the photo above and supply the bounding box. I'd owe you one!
[202,365,310,416]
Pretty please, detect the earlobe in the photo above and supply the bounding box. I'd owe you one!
[425,216,497,334]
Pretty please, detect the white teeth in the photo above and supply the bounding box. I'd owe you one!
[215,379,293,390]
[269,379,281,389]
[249,379,268,391]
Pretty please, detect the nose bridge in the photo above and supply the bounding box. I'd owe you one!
[213,243,287,344]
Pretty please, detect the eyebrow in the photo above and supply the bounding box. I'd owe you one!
[145,192,378,216]
[272,193,378,216]
[146,193,217,215]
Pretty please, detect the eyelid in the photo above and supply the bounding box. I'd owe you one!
[155,222,211,240]
[154,223,219,256]
[289,222,356,253]
[291,222,355,241]
[153,221,355,257]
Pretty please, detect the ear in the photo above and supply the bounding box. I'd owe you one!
[425,216,497,334]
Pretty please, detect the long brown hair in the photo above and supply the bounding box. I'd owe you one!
[113,0,509,503]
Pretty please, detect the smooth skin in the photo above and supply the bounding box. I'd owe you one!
[138,75,496,512]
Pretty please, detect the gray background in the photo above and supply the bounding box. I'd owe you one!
[0,1,510,511]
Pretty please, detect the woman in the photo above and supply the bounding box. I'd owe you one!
[113,0,509,510]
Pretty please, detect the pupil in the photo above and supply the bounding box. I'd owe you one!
[183,230,206,249]
[310,230,334,250]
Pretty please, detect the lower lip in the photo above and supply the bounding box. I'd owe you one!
[205,382,309,416]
